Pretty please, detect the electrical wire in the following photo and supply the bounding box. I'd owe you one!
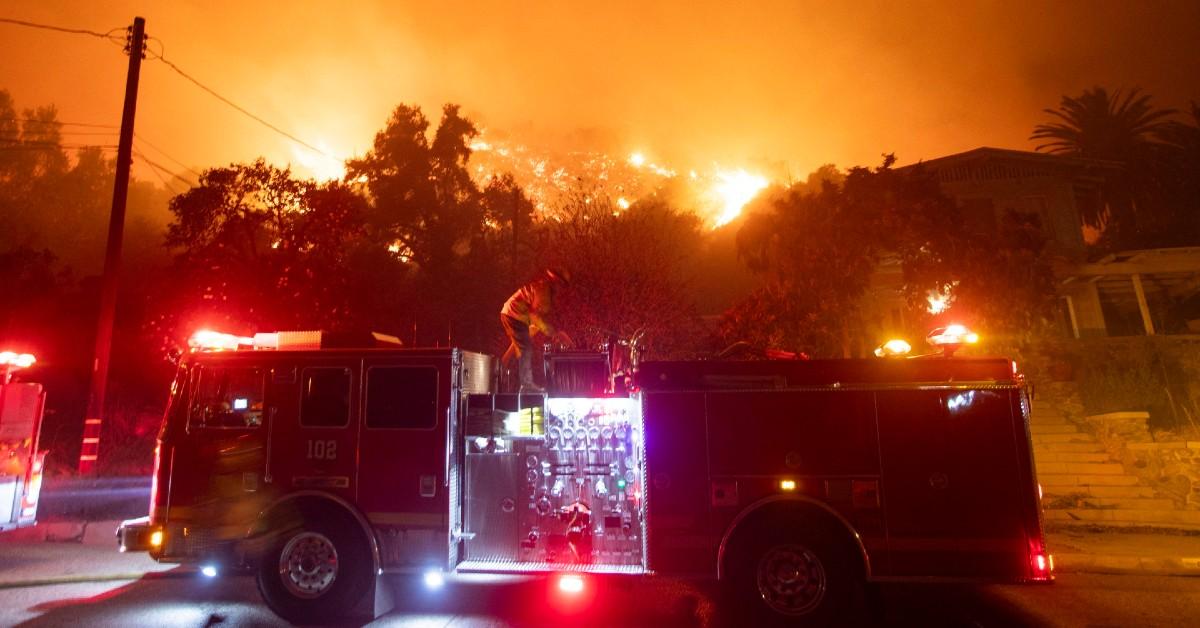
[0,117,119,129]
[134,135,203,178]
[134,149,198,188]
[145,36,331,158]
[0,143,117,151]
[0,16,124,42]
[135,150,181,195]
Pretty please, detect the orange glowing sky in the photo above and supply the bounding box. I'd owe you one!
[2,1,1198,184]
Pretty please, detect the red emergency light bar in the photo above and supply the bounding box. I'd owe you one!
[0,351,36,368]
[188,329,403,352]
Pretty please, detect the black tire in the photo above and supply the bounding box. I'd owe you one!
[722,513,863,627]
[255,510,373,625]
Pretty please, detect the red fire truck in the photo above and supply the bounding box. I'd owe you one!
[118,327,1051,625]
[1,351,48,532]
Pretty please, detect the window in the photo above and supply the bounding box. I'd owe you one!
[301,367,352,428]
[366,366,438,429]
[190,367,264,429]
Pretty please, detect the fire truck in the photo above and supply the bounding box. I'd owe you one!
[118,327,1051,625]
[1,351,47,532]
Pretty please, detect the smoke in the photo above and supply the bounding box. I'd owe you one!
[1,1,1197,182]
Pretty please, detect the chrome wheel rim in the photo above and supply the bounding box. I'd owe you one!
[756,544,827,616]
[279,531,339,598]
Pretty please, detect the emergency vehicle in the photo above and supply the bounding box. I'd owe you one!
[0,351,47,532]
[118,326,1051,625]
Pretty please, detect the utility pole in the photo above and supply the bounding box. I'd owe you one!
[79,17,145,475]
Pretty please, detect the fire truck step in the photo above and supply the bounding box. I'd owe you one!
[455,559,646,575]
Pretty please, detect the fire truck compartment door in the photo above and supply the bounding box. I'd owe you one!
[355,357,451,567]
[875,388,1028,578]
[267,360,360,499]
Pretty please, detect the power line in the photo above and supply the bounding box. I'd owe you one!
[0,17,123,42]
[0,143,118,151]
[134,134,203,178]
[135,150,180,195]
[145,37,331,158]
[0,117,119,129]
[134,148,198,188]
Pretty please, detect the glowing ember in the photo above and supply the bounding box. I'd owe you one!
[617,197,631,209]
[712,169,767,227]
[628,152,646,167]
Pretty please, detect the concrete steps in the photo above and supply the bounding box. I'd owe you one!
[1030,381,1200,533]
[1039,441,1108,453]
[1044,485,1159,499]
[1044,509,1200,529]
[1030,423,1081,435]
[1033,432,1095,444]
[1035,452,1111,463]
[1040,473,1140,487]
[1036,462,1125,475]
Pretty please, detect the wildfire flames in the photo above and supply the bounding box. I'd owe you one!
[711,169,768,228]
[468,134,769,228]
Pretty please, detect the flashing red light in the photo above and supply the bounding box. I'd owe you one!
[558,574,585,594]
[0,351,36,369]
[188,330,252,352]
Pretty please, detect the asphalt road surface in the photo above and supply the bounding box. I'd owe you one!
[3,564,1200,627]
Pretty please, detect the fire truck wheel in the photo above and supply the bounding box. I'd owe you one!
[723,516,862,626]
[255,513,372,624]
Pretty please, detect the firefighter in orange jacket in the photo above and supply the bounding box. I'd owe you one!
[501,267,573,392]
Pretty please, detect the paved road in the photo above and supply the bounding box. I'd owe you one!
[2,541,1200,627]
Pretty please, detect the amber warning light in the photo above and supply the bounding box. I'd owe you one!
[926,324,979,357]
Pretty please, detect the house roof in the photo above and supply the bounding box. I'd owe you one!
[899,146,1122,173]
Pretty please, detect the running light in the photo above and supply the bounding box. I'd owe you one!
[873,339,912,358]
[150,530,163,548]
[779,479,797,491]
[423,570,445,589]
[201,565,218,578]
[557,574,585,594]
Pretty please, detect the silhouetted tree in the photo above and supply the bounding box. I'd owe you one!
[1031,87,1177,248]
[723,158,1057,357]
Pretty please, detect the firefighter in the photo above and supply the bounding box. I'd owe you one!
[501,267,573,392]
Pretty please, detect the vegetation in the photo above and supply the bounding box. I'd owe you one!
[1032,87,1200,250]
[2,83,1198,473]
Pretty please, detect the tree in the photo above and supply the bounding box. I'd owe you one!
[1031,87,1176,248]
[346,104,485,276]
[162,160,383,337]
[536,190,706,359]
[722,158,1057,358]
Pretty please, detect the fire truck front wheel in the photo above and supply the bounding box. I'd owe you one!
[723,514,863,626]
[255,511,372,624]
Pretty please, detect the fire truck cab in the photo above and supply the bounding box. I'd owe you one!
[119,329,1050,625]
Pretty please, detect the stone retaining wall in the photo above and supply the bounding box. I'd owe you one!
[1123,441,1200,510]
[1082,411,1200,510]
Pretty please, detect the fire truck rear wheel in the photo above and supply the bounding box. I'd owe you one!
[724,516,862,626]
[256,512,372,624]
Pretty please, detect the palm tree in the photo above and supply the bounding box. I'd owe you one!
[1031,88,1175,248]
[1032,87,1174,158]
